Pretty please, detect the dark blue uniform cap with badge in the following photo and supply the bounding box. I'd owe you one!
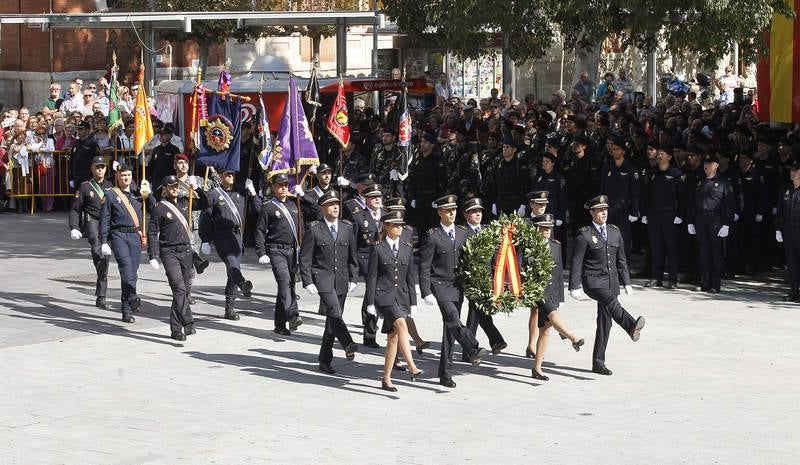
[161,175,180,188]
[790,162,800,172]
[356,173,376,185]
[270,173,289,184]
[434,194,458,209]
[462,197,484,212]
[545,136,561,149]
[381,211,405,224]
[115,162,133,173]
[77,121,91,130]
[362,183,383,197]
[584,194,609,210]
[533,213,555,227]
[607,132,627,148]
[317,190,340,206]
[572,134,591,146]
[527,190,549,204]
[385,197,406,211]
[703,153,720,164]
[316,163,332,174]
[91,155,106,166]
[422,132,438,144]
[502,135,516,147]
[542,151,557,162]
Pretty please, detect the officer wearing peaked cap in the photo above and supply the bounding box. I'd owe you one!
[299,163,334,225]
[343,173,375,221]
[352,183,385,348]
[600,133,640,257]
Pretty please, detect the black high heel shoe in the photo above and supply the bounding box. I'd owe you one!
[381,380,398,392]
[525,347,536,359]
[572,338,585,352]
[408,369,424,382]
[532,370,549,381]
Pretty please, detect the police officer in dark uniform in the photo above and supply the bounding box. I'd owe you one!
[299,190,360,373]
[487,135,531,217]
[562,134,598,233]
[149,126,181,191]
[352,183,384,348]
[680,145,706,286]
[736,151,767,275]
[342,173,375,221]
[70,121,100,189]
[199,169,261,320]
[69,155,112,309]
[147,175,196,341]
[255,173,302,335]
[407,132,448,234]
[419,194,489,388]
[298,163,334,225]
[569,195,645,375]
[776,163,800,301]
[462,197,507,357]
[687,154,736,293]
[600,133,640,257]
[99,163,151,323]
[641,145,684,289]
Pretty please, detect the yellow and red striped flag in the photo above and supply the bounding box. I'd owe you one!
[757,0,800,123]
[133,64,154,155]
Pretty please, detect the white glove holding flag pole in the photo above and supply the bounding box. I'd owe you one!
[411,199,416,208]
[101,244,112,256]
[200,242,211,255]
[70,229,82,240]
[718,225,730,238]
[628,215,638,223]
[492,204,498,215]
[624,285,634,295]
[308,164,317,174]
[555,219,563,226]
[258,255,270,265]
[69,180,74,189]
[112,160,120,171]
[149,259,160,271]
[569,288,586,301]
[305,284,318,295]
[687,224,696,235]
[366,305,377,316]
[423,294,437,306]
[641,216,648,225]
[187,176,199,189]
[293,185,305,197]
[733,213,740,222]
[409,305,417,318]
[337,176,350,187]
[389,169,399,181]
[348,282,357,294]
[245,179,256,196]
[776,231,784,243]
[139,180,151,198]
[673,217,683,225]
[755,214,763,223]
[517,205,526,216]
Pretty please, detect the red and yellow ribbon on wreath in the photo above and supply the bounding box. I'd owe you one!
[492,225,522,300]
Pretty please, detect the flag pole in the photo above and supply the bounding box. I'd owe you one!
[188,66,202,230]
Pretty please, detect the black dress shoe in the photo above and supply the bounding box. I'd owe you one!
[629,316,645,342]
[572,338,585,352]
[273,327,291,336]
[95,297,110,310]
[345,342,358,361]
[184,326,196,336]
[525,347,536,359]
[470,348,489,366]
[170,331,186,341]
[532,370,549,381]
[363,339,380,349]
[381,380,398,392]
[122,314,135,323]
[194,258,209,274]
[130,296,141,313]
[240,280,253,298]
[708,288,720,294]
[644,280,662,288]
[289,315,303,331]
[784,293,800,302]
[665,281,677,290]
[224,310,240,321]
[491,341,508,355]
[592,365,613,375]
[415,341,430,354]
[439,377,457,388]
[318,363,336,374]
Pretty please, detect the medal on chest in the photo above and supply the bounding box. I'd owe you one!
[275,210,281,218]
[89,191,94,198]
[166,211,173,220]
[592,235,598,244]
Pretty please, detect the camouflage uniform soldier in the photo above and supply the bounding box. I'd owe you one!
[370,127,402,198]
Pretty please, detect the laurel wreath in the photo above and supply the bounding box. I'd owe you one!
[457,213,555,315]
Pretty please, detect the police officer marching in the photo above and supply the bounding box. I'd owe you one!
[569,195,645,375]
[99,163,152,323]
[199,169,261,320]
[255,173,302,335]
[147,175,196,341]
[298,163,334,225]
[352,183,385,348]
[342,173,376,222]
[69,155,112,310]
[299,190,360,374]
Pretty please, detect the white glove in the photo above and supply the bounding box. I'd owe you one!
[69,180,75,189]
[187,176,199,189]
[293,185,304,197]
[423,294,437,306]
[673,217,683,225]
[140,180,151,198]
[258,254,270,265]
[245,179,256,196]
[308,164,317,174]
[112,160,120,171]
[492,204,498,215]
[687,224,696,235]
[628,215,638,223]
[772,207,778,215]
[304,284,318,295]
[337,176,350,187]
[569,288,586,301]
[641,216,648,225]
[348,282,357,293]
[755,214,763,223]
[517,204,526,216]
[200,242,211,255]
[409,305,417,318]
[624,285,633,295]
[411,199,416,208]
[776,231,784,243]
[733,213,740,222]
[101,243,112,256]
[389,169,399,181]
[70,229,82,240]
[149,259,160,270]
[555,219,563,226]
[718,225,730,238]
[366,305,377,316]
[415,284,421,296]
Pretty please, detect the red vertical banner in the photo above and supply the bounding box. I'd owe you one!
[325,78,350,148]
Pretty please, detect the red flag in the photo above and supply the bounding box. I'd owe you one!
[326,78,350,148]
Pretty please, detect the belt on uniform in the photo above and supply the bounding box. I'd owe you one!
[112,226,138,233]
[161,244,192,252]
[267,243,294,249]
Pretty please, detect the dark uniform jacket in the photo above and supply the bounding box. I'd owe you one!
[343,196,366,222]
[147,198,193,259]
[300,184,333,224]
[687,176,735,226]
[99,187,144,243]
[418,224,468,302]
[570,223,630,294]
[70,137,100,188]
[69,178,112,231]
[539,239,564,306]
[737,166,767,221]
[532,168,568,221]
[641,166,685,218]
[200,186,261,242]
[352,207,383,275]
[600,158,640,217]
[776,183,800,232]
[299,219,358,293]
[149,142,180,190]
[254,196,300,256]
[365,239,418,308]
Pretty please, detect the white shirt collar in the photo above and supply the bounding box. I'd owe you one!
[593,222,606,233]
[324,218,338,230]
[441,222,455,235]
[386,236,399,249]
[467,222,481,232]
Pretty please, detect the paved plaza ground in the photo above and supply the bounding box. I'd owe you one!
[1,212,799,464]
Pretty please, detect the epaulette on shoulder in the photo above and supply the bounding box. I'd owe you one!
[579,226,590,232]
[456,224,467,230]
[608,224,619,230]
[427,227,437,235]
[403,240,413,247]
[341,219,353,226]
[309,220,320,227]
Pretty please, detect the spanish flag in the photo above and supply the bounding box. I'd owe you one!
[757,0,800,123]
[133,64,154,155]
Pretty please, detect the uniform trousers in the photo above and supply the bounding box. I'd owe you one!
[85,220,109,297]
[736,219,760,273]
[436,297,479,379]
[360,292,379,342]
[696,215,724,290]
[109,230,141,315]
[318,291,354,364]
[465,301,504,348]
[783,224,800,294]
[648,212,679,282]
[212,229,245,296]
[161,245,194,332]
[585,288,637,368]
[267,246,299,329]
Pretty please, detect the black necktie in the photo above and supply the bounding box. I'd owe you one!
[448,229,455,243]
[392,243,398,258]
[599,225,607,242]
[330,224,337,240]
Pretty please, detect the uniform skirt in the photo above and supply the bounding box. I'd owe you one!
[536,300,558,328]
[378,303,409,334]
